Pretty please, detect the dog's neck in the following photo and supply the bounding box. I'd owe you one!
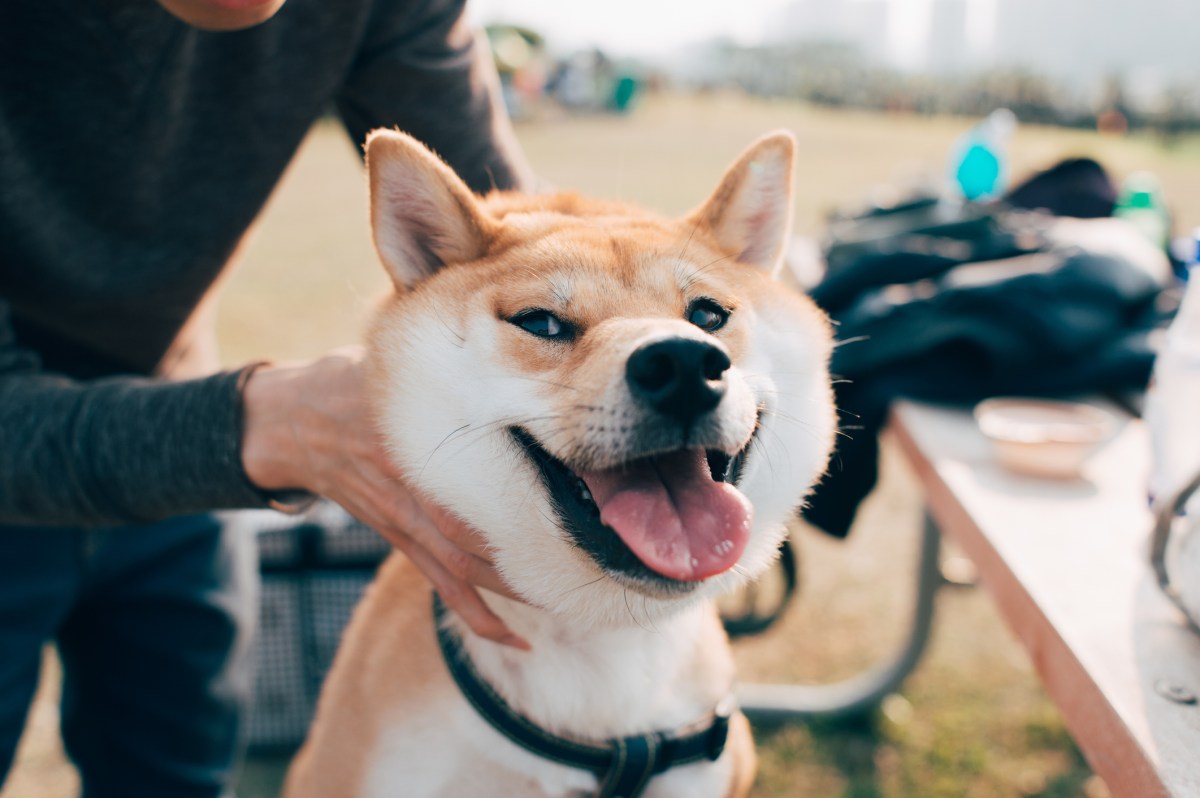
[448,592,736,742]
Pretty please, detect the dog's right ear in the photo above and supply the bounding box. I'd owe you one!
[366,130,497,290]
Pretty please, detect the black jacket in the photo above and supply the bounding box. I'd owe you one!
[803,195,1169,538]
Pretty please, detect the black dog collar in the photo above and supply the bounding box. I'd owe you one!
[432,594,733,798]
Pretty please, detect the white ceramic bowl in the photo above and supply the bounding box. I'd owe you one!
[974,397,1115,479]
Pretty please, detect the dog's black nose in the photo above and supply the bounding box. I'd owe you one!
[626,338,731,421]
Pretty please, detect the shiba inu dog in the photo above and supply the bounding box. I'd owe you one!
[283,129,836,798]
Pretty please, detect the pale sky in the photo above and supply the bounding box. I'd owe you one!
[466,0,973,62]
[467,0,791,56]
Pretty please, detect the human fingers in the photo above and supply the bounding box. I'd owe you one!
[335,489,528,649]
[358,453,524,602]
[371,511,515,600]
[388,530,531,650]
[341,465,528,613]
[409,496,512,580]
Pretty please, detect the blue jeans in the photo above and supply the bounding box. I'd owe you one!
[0,513,257,798]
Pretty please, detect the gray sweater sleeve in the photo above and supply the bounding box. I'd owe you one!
[0,299,270,526]
[336,0,533,193]
[0,0,526,526]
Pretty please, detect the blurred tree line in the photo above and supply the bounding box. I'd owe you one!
[692,41,1200,138]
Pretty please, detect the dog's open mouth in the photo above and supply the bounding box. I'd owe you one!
[511,428,756,586]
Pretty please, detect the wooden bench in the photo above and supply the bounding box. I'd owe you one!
[888,399,1200,798]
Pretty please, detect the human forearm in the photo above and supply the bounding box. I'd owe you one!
[336,0,535,194]
[0,368,268,526]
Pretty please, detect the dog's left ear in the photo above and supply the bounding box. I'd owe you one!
[686,131,796,274]
[366,129,498,289]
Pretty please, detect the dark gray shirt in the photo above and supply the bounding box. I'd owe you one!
[0,0,526,525]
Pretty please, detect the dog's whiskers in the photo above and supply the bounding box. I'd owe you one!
[676,252,734,295]
[757,408,829,445]
[419,423,471,481]
[640,594,661,635]
[509,374,583,393]
[562,574,607,595]
[674,219,700,265]
[622,589,654,633]
[748,434,778,485]
[415,413,576,477]
[435,314,466,348]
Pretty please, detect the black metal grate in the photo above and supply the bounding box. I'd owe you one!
[238,505,391,750]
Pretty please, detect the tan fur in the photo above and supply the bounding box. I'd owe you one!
[283,557,755,798]
[284,129,835,798]
[283,555,438,798]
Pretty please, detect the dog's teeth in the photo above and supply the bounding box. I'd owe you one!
[581,488,592,503]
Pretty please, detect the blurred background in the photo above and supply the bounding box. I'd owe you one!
[473,0,1200,137]
[7,1,1200,797]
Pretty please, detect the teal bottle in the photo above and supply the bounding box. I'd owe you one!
[950,108,1016,201]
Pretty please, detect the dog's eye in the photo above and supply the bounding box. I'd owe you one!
[510,310,573,340]
[687,299,729,333]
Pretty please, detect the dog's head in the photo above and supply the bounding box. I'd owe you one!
[364,130,835,626]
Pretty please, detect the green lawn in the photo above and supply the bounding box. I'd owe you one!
[8,92,1198,798]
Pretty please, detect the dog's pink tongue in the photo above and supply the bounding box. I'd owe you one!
[578,450,752,581]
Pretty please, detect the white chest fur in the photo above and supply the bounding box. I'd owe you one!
[362,601,738,798]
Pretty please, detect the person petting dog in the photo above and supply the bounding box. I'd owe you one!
[0,0,534,795]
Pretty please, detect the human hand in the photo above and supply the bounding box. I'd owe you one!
[240,347,529,649]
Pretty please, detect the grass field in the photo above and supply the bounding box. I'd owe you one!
[6,92,1199,798]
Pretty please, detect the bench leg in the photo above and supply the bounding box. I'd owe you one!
[739,512,942,721]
